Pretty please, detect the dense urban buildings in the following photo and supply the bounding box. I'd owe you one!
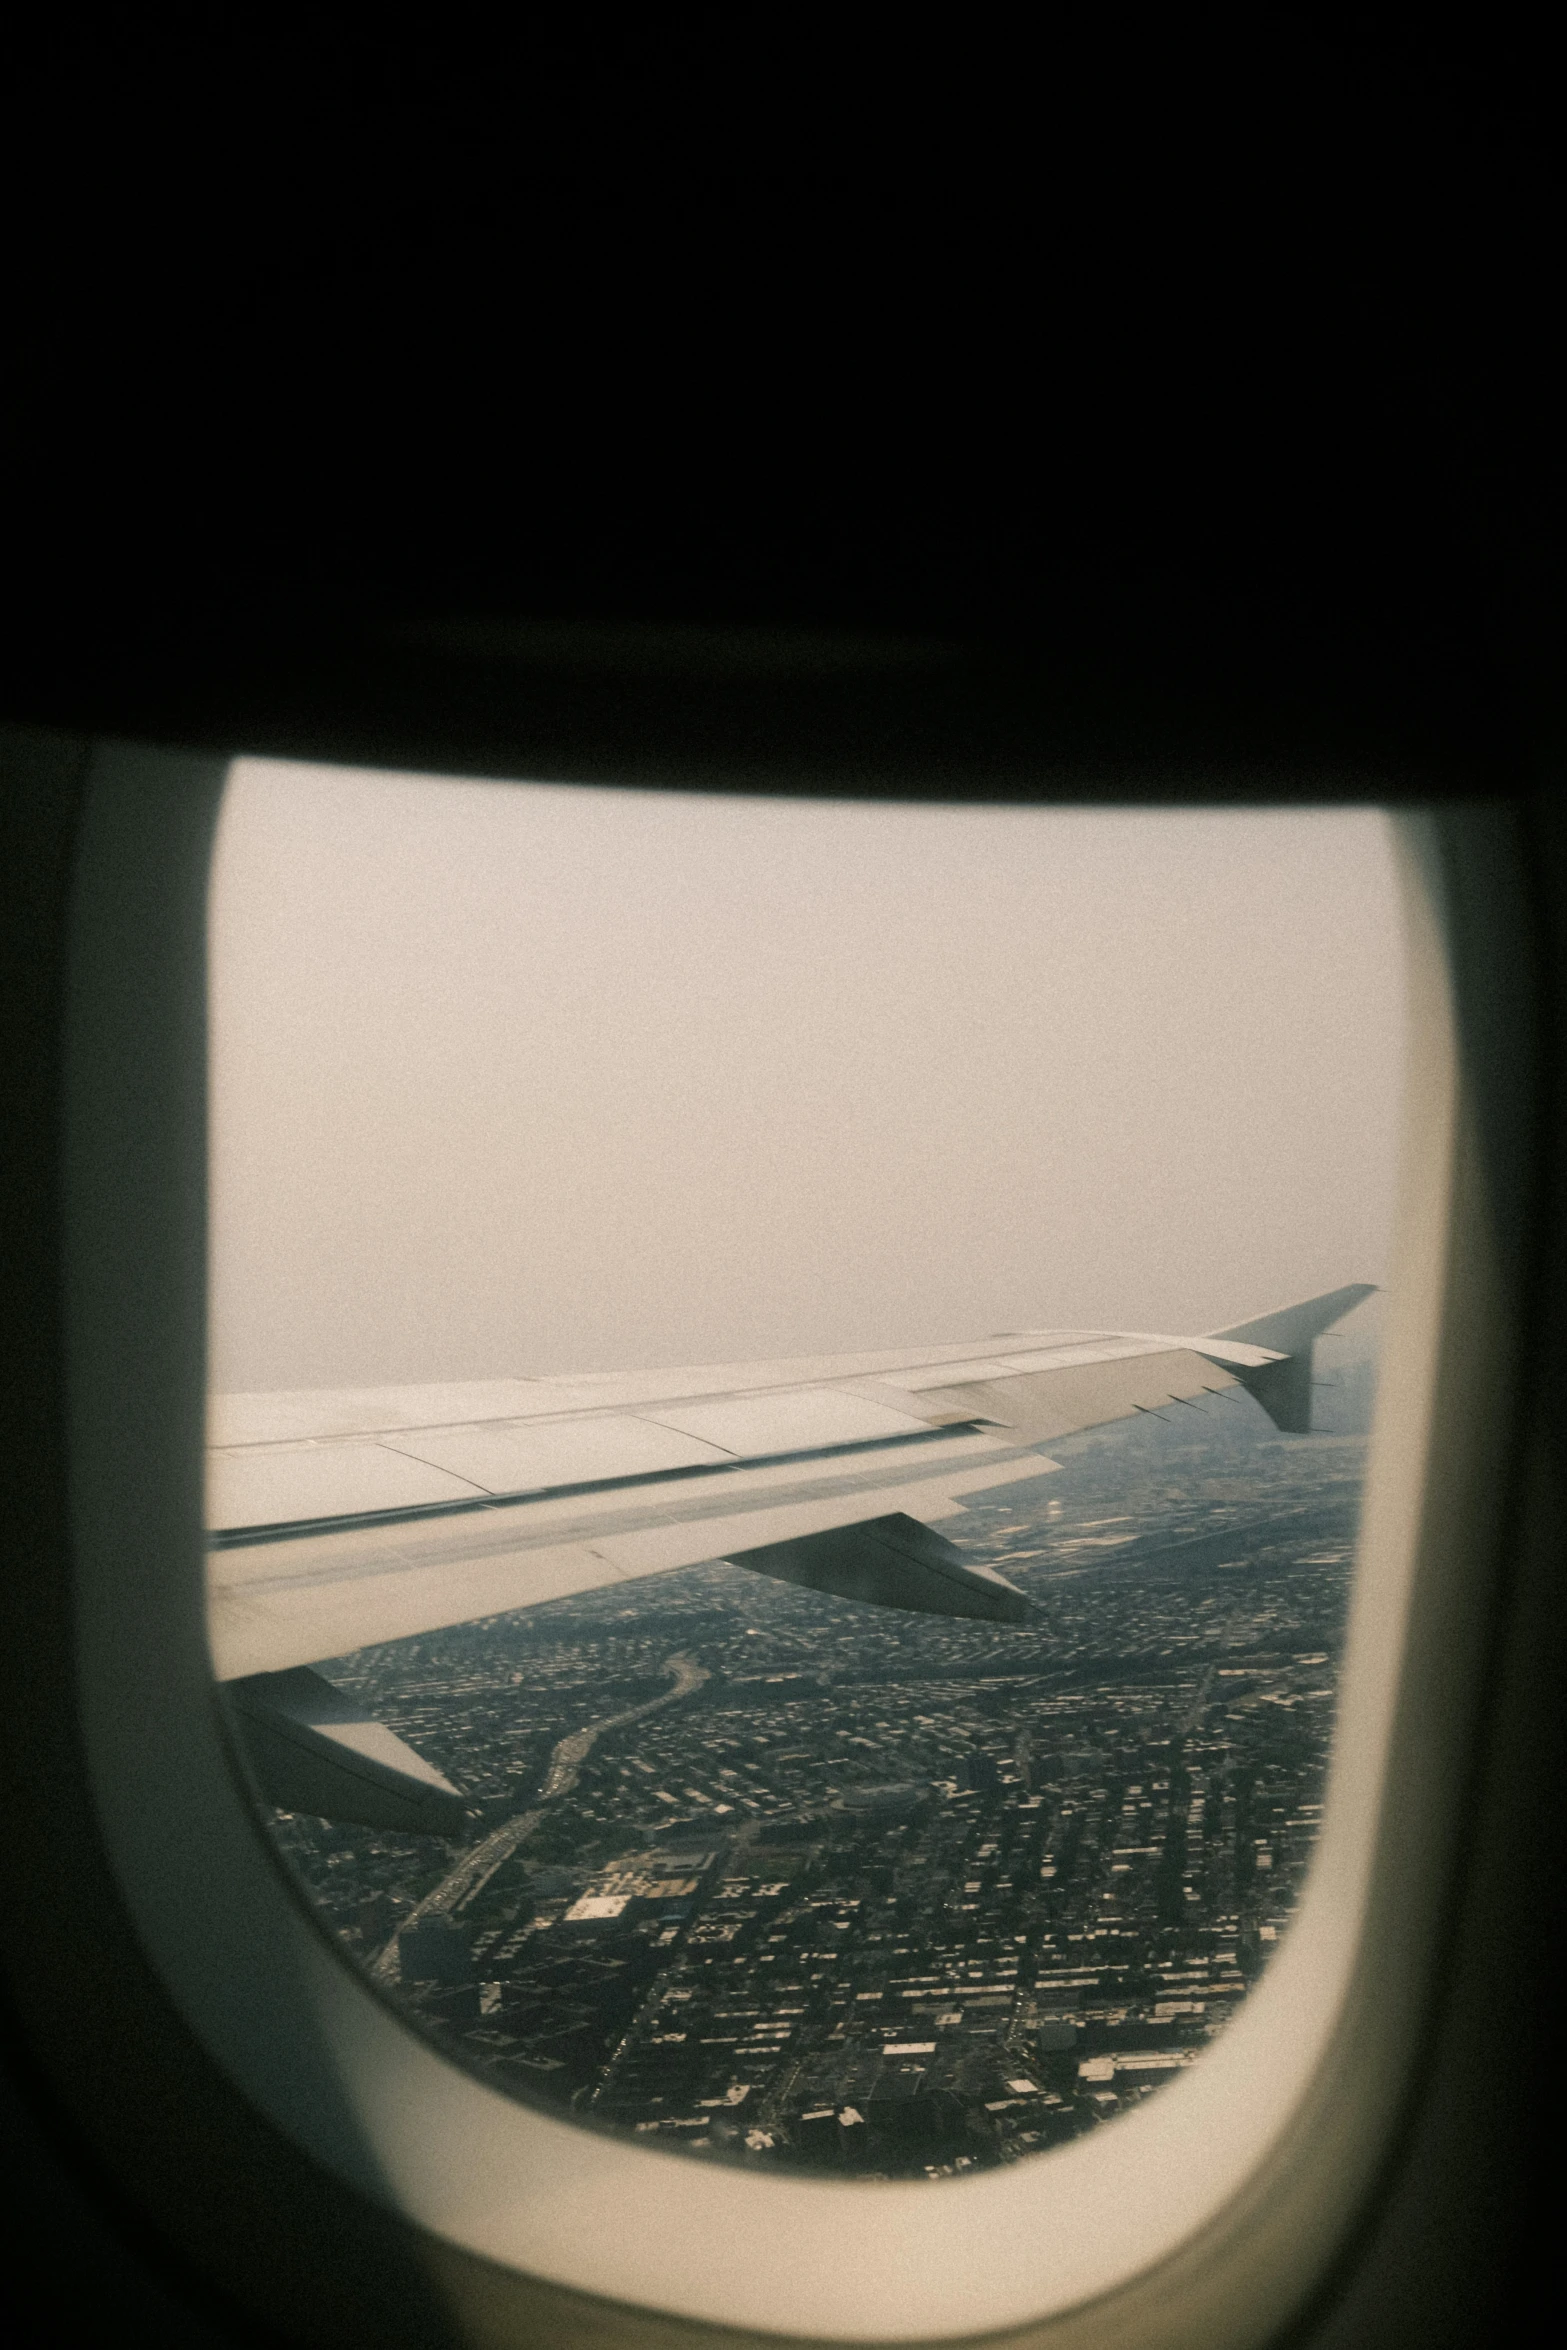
[263,1372,1369,2180]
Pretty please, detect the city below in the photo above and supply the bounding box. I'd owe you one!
[264,1351,1373,2181]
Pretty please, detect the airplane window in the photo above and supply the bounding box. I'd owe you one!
[205,762,1403,2193]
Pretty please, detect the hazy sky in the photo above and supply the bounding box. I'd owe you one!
[207,764,1404,1394]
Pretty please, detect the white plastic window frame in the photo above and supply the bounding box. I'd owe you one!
[63,746,1513,2348]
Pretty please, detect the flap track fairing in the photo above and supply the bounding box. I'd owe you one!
[726,1511,1029,1624]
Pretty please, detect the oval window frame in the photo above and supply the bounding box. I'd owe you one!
[61,749,1528,2347]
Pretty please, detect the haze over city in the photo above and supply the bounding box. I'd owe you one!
[207,766,1404,1393]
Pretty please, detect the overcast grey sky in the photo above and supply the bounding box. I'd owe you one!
[206,764,1404,1395]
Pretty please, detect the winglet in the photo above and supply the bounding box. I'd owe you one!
[1204,1283,1377,1433]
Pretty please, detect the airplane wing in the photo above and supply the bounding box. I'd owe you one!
[209,1285,1372,1832]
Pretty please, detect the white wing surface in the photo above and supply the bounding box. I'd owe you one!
[208,1287,1373,1682]
[207,1287,1371,1831]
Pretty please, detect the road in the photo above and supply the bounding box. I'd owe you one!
[373,1650,708,1978]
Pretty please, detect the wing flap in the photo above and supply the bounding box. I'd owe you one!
[209,1441,485,1530]
[382,1413,729,1491]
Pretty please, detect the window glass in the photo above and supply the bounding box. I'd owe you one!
[207,765,1402,2181]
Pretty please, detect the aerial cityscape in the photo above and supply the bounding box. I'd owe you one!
[261,1351,1373,2182]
